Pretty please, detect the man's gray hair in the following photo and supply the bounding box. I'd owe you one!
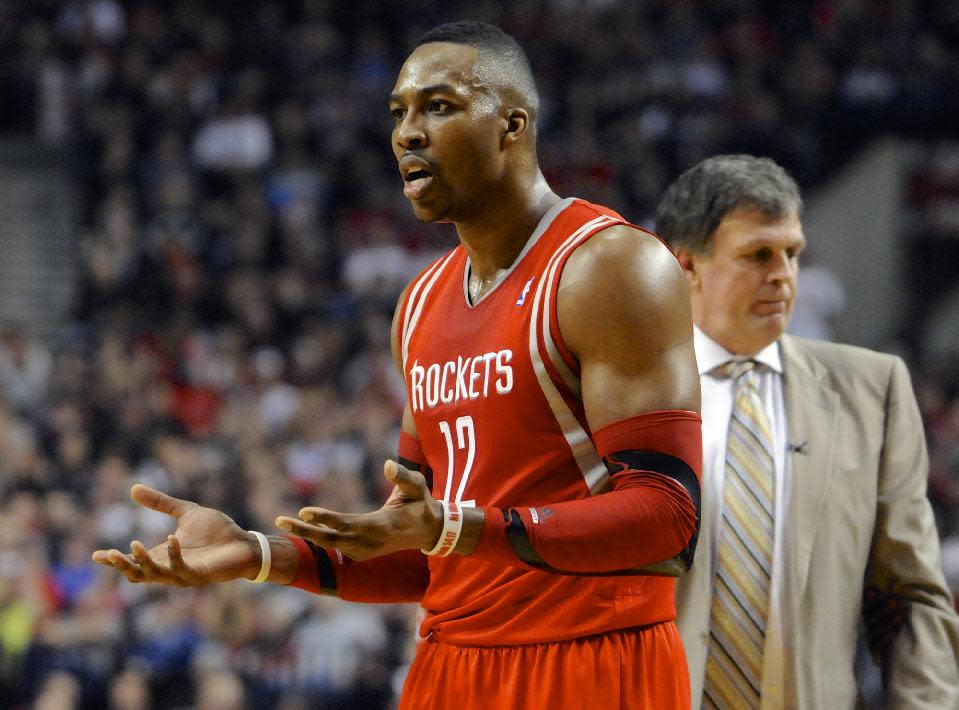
[655,155,803,254]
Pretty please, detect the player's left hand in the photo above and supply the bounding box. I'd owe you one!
[275,460,444,561]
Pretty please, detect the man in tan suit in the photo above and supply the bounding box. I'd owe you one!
[656,154,959,709]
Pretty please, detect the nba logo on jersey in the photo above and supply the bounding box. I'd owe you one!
[516,277,535,306]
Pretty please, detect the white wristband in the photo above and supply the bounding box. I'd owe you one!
[422,501,463,557]
[248,531,271,583]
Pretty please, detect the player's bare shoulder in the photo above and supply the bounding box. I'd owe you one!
[557,223,692,359]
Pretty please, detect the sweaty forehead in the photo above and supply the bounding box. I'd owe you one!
[392,42,486,96]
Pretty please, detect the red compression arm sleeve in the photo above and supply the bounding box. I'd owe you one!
[399,430,433,490]
[398,430,425,467]
[469,410,701,574]
[283,431,432,602]
[286,536,429,603]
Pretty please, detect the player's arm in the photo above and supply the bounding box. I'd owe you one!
[92,476,431,602]
[279,282,433,601]
[280,233,701,576]
[459,225,702,575]
[393,285,435,493]
[95,285,433,602]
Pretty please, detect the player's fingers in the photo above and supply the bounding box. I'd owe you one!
[130,484,192,519]
[298,507,351,531]
[91,549,113,565]
[385,460,428,496]
[166,536,194,584]
[92,548,123,568]
[275,517,350,546]
[130,540,173,582]
[103,549,144,582]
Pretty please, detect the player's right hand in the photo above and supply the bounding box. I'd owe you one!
[91,484,260,586]
[275,460,444,561]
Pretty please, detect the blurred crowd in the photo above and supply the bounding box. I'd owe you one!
[0,1,958,708]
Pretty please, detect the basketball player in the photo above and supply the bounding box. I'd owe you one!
[94,22,702,709]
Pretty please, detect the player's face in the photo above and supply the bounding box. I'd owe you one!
[389,43,505,223]
[683,208,805,356]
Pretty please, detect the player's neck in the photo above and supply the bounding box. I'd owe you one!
[456,176,560,280]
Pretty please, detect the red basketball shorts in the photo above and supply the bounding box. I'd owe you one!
[398,621,690,710]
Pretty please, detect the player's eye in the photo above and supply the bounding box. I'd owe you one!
[390,107,406,122]
[428,100,449,113]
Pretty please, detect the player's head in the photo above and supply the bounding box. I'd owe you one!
[390,21,540,223]
[415,22,540,123]
[656,154,806,356]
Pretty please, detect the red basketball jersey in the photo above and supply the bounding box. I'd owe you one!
[397,198,676,646]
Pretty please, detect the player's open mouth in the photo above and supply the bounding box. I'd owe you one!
[404,169,434,200]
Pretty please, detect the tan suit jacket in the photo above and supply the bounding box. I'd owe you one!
[676,334,959,709]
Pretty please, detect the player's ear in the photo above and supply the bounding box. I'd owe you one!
[501,107,530,147]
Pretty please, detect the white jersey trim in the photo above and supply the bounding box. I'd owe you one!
[402,251,457,368]
[528,212,620,493]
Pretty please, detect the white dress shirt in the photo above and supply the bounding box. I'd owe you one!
[694,326,793,707]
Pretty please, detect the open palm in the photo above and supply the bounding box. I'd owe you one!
[92,484,258,586]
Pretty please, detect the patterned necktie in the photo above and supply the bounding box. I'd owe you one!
[703,359,775,709]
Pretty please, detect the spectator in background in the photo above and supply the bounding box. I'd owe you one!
[192,79,275,172]
[657,154,959,709]
[788,248,847,341]
[0,548,40,705]
[33,670,83,710]
[288,596,389,705]
[0,325,52,415]
[107,665,152,710]
[194,668,247,710]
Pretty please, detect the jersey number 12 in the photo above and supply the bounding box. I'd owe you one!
[438,415,476,507]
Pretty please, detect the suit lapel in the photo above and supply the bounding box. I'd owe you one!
[780,335,839,597]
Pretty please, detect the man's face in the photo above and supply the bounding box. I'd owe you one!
[389,42,505,223]
[681,208,805,356]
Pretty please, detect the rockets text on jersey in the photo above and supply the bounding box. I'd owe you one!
[408,350,513,413]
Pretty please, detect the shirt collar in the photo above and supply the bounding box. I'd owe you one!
[693,326,783,377]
